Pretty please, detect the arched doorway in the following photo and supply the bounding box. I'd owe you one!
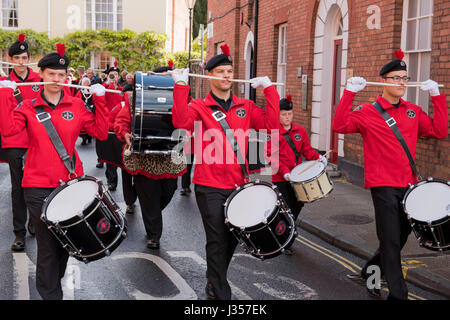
[311,0,348,163]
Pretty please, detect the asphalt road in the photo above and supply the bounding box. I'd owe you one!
[0,139,445,304]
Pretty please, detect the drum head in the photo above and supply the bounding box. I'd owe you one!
[46,179,99,222]
[290,161,325,182]
[226,184,278,228]
[404,180,450,222]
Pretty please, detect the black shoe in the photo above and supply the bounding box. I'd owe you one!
[147,239,160,250]
[27,220,35,236]
[96,162,104,168]
[283,248,294,255]
[367,287,381,298]
[108,184,117,191]
[125,204,135,214]
[180,188,191,196]
[11,237,25,252]
[81,139,87,145]
[205,281,217,300]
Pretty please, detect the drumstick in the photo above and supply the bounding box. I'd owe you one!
[0,61,38,66]
[15,82,54,86]
[148,71,286,87]
[294,150,332,177]
[56,83,123,94]
[364,81,444,88]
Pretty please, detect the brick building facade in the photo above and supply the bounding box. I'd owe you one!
[206,0,449,186]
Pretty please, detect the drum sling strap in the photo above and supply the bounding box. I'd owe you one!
[283,132,301,164]
[8,75,24,104]
[208,105,250,181]
[34,106,76,176]
[372,102,421,179]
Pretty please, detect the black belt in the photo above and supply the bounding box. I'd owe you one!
[372,102,421,179]
[208,105,249,181]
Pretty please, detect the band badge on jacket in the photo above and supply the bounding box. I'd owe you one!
[61,110,74,121]
[406,109,416,119]
[294,134,302,141]
[236,108,246,118]
[32,84,41,92]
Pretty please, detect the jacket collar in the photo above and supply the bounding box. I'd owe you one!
[204,91,241,112]
[33,90,70,109]
[376,94,406,110]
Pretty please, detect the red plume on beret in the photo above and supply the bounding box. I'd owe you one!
[168,60,174,69]
[220,44,230,57]
[114,60,118,67]
[394,49,404,61]
[18,34,25,44]
[56,43,66,57]
[286,94,292,102]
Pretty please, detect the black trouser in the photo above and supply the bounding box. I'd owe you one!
[181,154,194,189]
[23,187,69,300]
[121,169,137,206]
[5,148,28,239]
[134,175,177,241]
[274,181,304,222]
[195,184,238,300]
[105,163,118,188]
[361,187,412,300]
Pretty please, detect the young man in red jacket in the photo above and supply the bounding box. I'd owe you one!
[272,95,327,255]
[97,61,124,191]
[171,44,280,300]
[0,34,42,251]
[332,50,448,300]
[0,44,108,300]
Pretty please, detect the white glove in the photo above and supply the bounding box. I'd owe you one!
[283,173,291,181]
[346,77,366,93]
[250,76,272,89]
[0,80,17,91]
[420,79,440,97]
[172,68,189,85]
[319,155,328,167]
[89,83,106,96]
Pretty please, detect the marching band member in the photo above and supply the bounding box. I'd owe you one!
[76,77,94,145]
[97,60,124,190]
[0,44,108,300]
[171,44,280,300]
[272,94,327,255]
[114,65,185,250]
[0,33,41,251]
[332,49,448,300]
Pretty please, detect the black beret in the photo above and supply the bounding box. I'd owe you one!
[280,94,293,110]
[153,66,172,73]
[9,34,29,57]
[205,44,232,71]
[38,44,69,70]
[106,61,120,74]
[380,49,407,76]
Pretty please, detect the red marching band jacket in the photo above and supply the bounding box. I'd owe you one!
[0,87,109,188]
[270,123,321,183]
[332,89,448,189]
[171,84,280,190]
[0,68,42,156]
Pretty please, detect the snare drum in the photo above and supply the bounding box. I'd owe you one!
[402,178,450,252]
[41,176,127,263]
[224,181,296,259]
[289,161,334,202]
[131,72,183,154]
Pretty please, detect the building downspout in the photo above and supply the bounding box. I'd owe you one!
[47,0,51,38]
[250,0,258,102]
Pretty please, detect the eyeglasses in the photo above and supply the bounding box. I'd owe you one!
[383,76,411,83]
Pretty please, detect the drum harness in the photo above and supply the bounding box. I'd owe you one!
[282,132,301,164]
[209,105,250,183]
[372,102,422,180]
[34,105,77,179]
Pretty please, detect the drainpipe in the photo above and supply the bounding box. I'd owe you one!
[47,0,51,38]
[250,0,258,102]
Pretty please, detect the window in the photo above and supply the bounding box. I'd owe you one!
[277,24,287,97]
[1,0,18,28]
[91,51,113,71]
[86,0,123,31]
[402,0,433,111]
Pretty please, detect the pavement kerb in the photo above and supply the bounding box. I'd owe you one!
[296,216,450,299]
